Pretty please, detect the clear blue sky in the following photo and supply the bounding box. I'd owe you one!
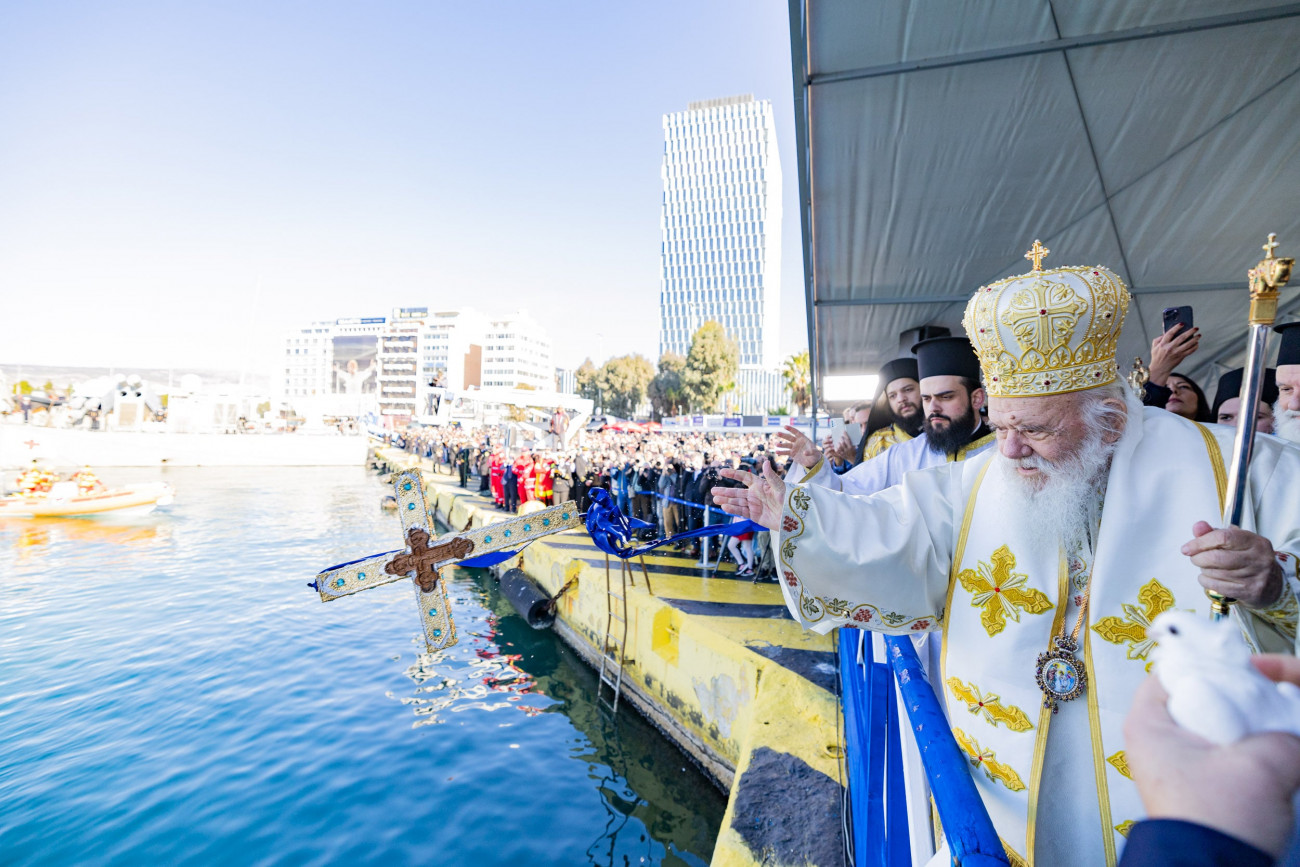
[0,1,807,377]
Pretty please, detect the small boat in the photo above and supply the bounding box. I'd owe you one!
[0,481,174,518]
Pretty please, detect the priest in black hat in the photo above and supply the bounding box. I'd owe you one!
[1212,367,1278,434]
[859,356,923,462]
[1275,322,1300,444]
[774,336,995,495]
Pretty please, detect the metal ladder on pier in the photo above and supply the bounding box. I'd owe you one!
[596,554,653,712]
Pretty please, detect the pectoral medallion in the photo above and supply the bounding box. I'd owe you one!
[1035,636,1086,713]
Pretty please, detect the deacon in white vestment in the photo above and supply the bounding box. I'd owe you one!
[780,337,996,497]
[715,246,1300,867]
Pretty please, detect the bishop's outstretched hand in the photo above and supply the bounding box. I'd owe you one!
[712,459,786,530]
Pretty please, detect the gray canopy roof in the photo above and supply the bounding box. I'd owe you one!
[787,1,1300,402]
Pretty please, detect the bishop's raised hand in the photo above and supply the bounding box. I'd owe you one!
[712,459,786,530]
[772,424,822,469]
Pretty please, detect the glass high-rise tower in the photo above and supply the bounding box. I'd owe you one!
[659,95,784,413]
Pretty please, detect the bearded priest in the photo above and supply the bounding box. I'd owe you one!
[778,336,995,496]
[713,245,1300,867]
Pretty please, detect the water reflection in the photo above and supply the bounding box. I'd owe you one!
[0,515,173,564]
[395,563,723,866]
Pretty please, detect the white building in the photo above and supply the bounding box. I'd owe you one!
[280,317,386,419]
[279,306,554,424]
[483,310,553,390]
[659,94,785,413]
[419,307,490,393]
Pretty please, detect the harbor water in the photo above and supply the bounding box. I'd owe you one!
[0,466,725,866]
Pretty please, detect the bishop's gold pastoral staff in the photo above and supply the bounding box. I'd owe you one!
[712,242,1300,867]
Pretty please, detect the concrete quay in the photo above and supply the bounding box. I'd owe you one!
[379,448,846,867]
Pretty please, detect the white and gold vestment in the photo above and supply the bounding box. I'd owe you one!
[779,246,1300,865]
[779,408,1300,864]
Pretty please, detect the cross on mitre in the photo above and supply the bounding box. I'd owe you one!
[313,469,583,652]
[1024,240,1050,271]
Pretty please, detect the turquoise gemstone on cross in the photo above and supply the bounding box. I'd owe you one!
[335,578,345,587]
[523,524,531,532]
[404,482,412,491]
[428,608,438,618]
[358,572,366,580]
[484,535,491,543]
[563,513,570,520]
[407,503,415,511]
[433,629,442,638]
[542,518,550,527]
[504,529,511,538]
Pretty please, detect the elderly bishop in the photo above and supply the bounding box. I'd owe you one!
[714,247,1300,867]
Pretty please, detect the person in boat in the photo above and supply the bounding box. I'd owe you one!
[16,460,54,496]
[713,246,1300,866]
[71,466,105,495]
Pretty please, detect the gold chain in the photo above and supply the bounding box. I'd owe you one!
[1066,588,1090,644]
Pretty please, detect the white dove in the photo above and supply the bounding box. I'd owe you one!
[1148,610,1300,745]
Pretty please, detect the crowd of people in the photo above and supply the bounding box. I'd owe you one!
[383,422,786,575]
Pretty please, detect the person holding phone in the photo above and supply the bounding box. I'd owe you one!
[1143,306,1205,416]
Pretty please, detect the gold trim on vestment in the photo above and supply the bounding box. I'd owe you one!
[953,430,997,463]
[1193,422,1227,514]
[1084,626,1117,867]
[941,459,994,689]
[799,457,824,484]
[1024,551,1070,864]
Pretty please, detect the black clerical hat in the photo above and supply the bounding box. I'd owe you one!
[1212,367,1278,417]
[875,357,919,395]
[1275,322,1300,367]
[912,336,981,382]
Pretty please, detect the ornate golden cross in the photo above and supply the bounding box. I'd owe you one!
[385,529,474,593]
[1264,232,1280,259]
[1024,240,1050,271]
[313,469,583,651]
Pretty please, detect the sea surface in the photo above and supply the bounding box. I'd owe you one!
[0,466,726,866]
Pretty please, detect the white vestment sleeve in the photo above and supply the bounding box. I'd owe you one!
[835,446,897,497]
[785,456,839,490]
[1241,434,1300,651]
[776,461,968,635]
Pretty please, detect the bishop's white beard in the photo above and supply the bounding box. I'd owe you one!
[993,429,1116,551]
[1274,408,1300,445]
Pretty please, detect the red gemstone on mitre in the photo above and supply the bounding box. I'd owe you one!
[1040,309,1046,315]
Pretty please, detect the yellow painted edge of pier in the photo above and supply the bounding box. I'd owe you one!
[382,452,844,867]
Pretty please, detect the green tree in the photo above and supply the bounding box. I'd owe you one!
[596,354,655,419]
[683,321,739,412]
[780,350,811,416]
[14,380,33,395]
[647,353,689,420]
[575,358,599,404]
[41,380,54,394]
[256,401,271,418]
